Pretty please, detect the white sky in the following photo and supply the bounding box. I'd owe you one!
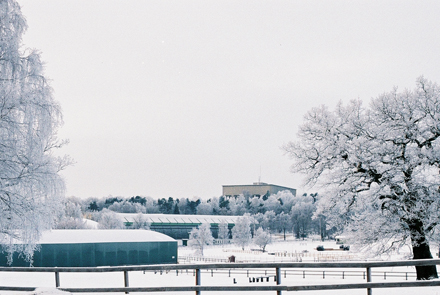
[18,0,440,200]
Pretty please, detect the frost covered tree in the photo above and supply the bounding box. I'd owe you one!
[189,223,213,255]
[130,213,150,230]
[249,196,264,214]
[55,201,86,229]
[217,220,230,244]
[208,196,221,215]
[232,214,252,250]
[290,195,315,239]
[229,194,248,215]
[263,195,282,214]
[144,196,160,213]
[97,209,124,229]
[260,210,277,232]
[276,212,291,240]
[0,0,69,263]
[108,200,145,213]
[177,198,189,214]
[254,227,271,252]
[277,190,296,213]
[196,199,213,215]
[285,77,440,279]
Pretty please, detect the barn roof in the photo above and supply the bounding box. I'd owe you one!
[117,213,240,225]
[38,229,175,244]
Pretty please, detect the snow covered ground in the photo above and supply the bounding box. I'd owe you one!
[2,235,440,295]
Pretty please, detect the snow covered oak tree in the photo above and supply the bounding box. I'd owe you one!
[0,0,69,263]
[285,77,440,280]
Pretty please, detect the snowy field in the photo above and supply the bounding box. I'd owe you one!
[2,236,440,295]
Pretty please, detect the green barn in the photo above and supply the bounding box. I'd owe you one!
[0,229,177,267]
[118,213,239,239]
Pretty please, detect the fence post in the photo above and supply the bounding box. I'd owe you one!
[366,267,372,295]
[276,267,281,295]
[195,268,201,295]
[124,270,129,294]
[55,271,60,288]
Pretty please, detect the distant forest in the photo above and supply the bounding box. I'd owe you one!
[61,191,335,240]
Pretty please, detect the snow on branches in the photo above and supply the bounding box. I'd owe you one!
[189,223,214,256]
[285,77,440,279]
[0,0,69,264]
[232,214,252,250]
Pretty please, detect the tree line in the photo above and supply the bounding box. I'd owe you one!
[57,192,335,241]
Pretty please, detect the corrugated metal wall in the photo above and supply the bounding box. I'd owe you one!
[0,241,177,267]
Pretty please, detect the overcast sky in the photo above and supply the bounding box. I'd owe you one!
[18,0,440,200]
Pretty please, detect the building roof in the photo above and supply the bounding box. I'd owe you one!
[117,213,240,225]
[222,182,296,190]
[38,229,175,244]
[222,182,296,196]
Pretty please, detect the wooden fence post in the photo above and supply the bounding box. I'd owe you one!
[124,270,129,294]
[196,268,201,295]
[55,271,60,288]
[276,267,281,295]
[366,267,372,295]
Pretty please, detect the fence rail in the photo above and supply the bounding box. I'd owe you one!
[0,259,439,294]
[177,268,417,280]
[178,253,356,264]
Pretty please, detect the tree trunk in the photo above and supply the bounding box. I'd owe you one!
[409,219,438,280]
[320,217,325,242]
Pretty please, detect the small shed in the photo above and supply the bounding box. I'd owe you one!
[0,229,177,267]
